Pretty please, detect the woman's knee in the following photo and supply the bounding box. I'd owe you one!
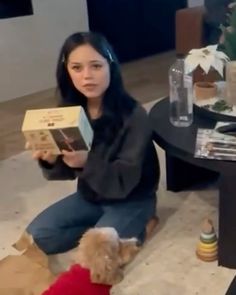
[26,220,86,254]
[27,219,42,238]
[26,226,71,255]
[26,221,56,254]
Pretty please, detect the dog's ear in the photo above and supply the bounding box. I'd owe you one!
[90,250,123,285]
[119,238,140,266]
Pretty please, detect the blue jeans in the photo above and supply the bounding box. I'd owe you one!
[27,192,156,254]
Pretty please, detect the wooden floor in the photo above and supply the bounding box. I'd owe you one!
[0,51,175,160]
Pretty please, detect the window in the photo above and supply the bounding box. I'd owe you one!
[0,0,33,19]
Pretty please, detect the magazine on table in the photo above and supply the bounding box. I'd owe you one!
[195,122,236,161]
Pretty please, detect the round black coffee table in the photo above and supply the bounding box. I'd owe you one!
[149,97,236,269]
[226,276,236,294]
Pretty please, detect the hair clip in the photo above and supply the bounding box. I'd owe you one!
[62,54,65,63]
[107,49,113,62]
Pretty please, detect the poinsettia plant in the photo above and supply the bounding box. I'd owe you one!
[185,45,229,77]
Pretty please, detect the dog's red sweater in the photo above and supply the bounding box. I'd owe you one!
[42,264,111,295]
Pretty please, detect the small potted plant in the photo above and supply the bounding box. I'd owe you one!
[185,45,229,100]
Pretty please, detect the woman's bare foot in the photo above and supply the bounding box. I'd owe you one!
[145,216,159,241]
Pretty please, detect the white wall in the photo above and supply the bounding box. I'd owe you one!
[0,0,88,102]
[188,0,204,7]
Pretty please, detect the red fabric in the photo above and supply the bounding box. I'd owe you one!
[42,264,111,295]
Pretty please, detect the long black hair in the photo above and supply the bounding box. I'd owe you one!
[56,32,137,144]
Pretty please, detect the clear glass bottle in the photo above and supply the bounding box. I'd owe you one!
[169,55,193,127]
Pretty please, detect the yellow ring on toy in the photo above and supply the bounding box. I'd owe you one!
[198,241,217,249]
[197,248,218,254]
[196,249,218,257]
[197,244,217,251]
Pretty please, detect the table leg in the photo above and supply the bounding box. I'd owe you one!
[166,153,218,192]
[218,171,236,268]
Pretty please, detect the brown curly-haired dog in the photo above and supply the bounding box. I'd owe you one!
[76,227,140,285]
[42,228,140,295]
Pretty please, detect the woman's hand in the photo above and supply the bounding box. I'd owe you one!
[25,142,58,164]
[62,150,88,168]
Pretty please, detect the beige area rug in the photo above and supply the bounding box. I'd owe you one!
[0,100,235,294]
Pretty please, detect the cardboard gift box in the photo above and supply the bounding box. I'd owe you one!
[22,106,94,154]
[0,232,57,295]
